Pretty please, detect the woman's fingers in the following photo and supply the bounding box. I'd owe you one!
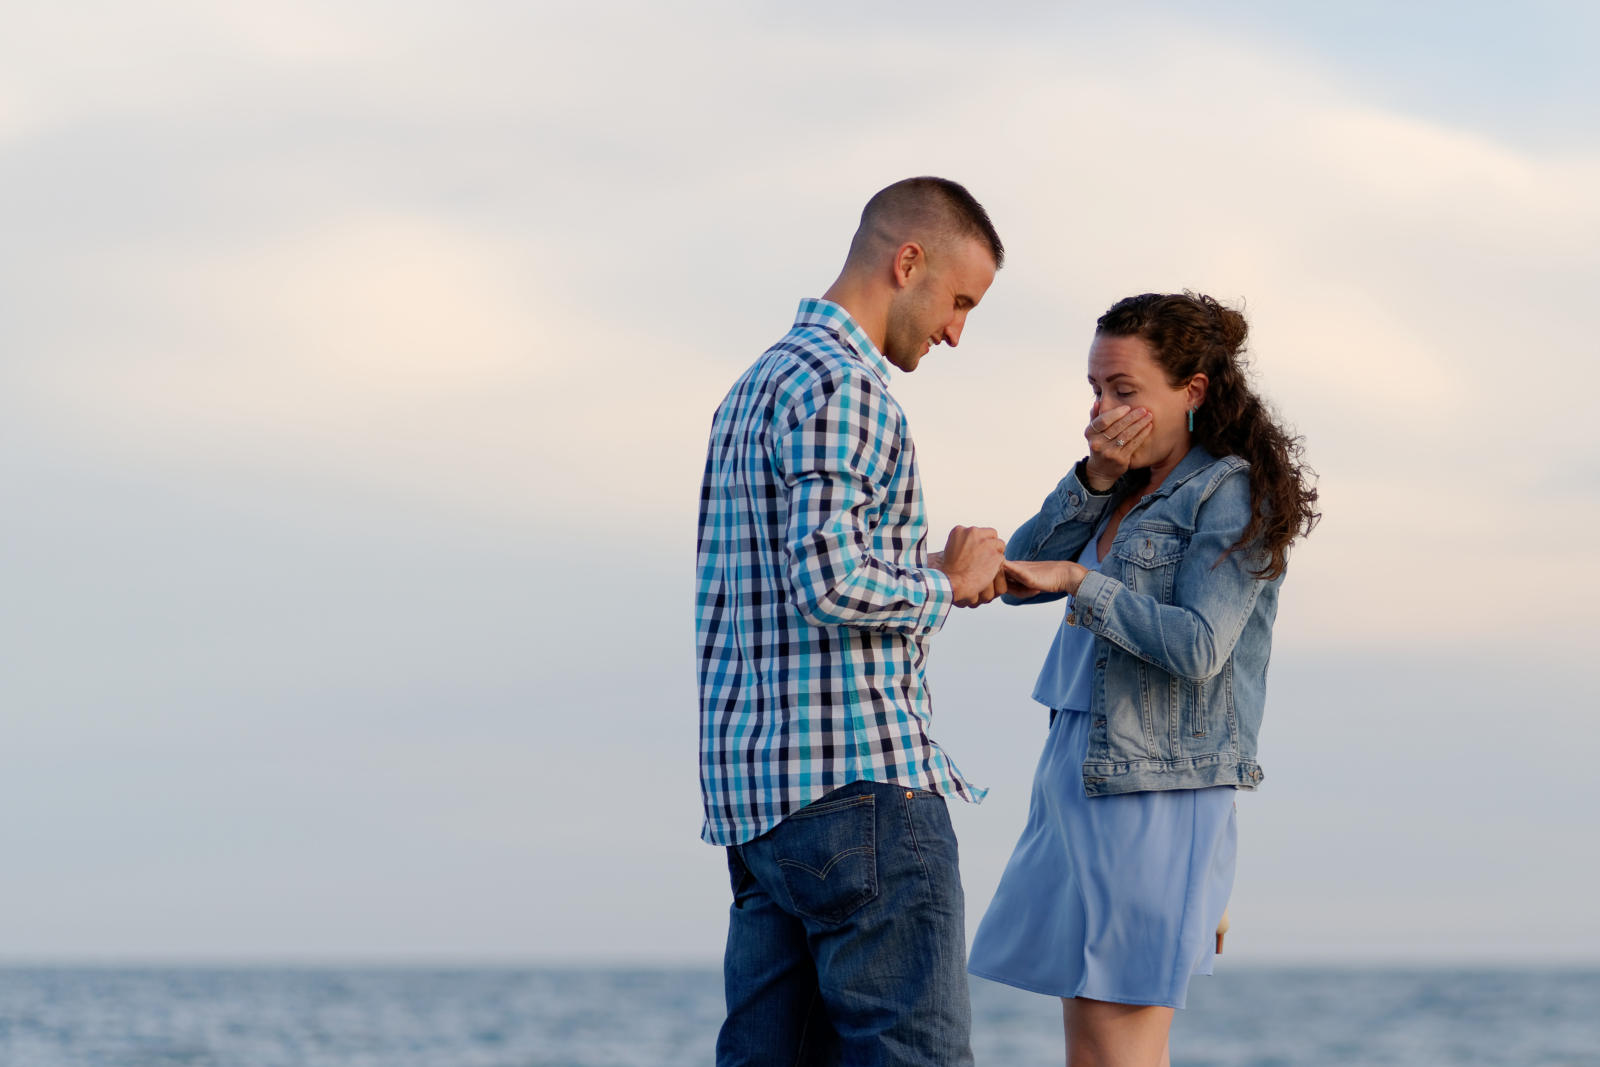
[1103,408,1149,446]
[1090,405,1131,429]
[1088,405,1131,442]
[1001,561,1041,598]
[1087,407,1150,450]
[1003,560,1058,592]
[1003,559,1085,595]
[1084,408,1152,491]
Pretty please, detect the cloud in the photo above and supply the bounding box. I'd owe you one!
[11,4,1596,648]
[4,1,1597,963]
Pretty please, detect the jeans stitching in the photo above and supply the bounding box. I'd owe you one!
[776,797,877,925]
[776,845,874,881]
[900,789,964,1062]
[785,793,875,820]
[899,789,936,912]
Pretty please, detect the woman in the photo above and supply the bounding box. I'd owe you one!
[967,292,1319,1066]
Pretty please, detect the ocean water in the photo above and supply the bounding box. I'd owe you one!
[0,966,1596,1066]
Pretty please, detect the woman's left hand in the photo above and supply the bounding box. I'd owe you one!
[1003,559,1088,599]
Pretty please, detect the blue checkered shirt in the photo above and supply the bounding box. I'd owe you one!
[696,299,987,846]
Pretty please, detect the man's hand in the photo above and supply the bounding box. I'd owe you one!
[1002,559,1088,599]
[933,525,1007,607]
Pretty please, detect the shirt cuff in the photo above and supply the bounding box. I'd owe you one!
[918,567,955,632]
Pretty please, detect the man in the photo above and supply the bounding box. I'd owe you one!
[695,177,1007,1066]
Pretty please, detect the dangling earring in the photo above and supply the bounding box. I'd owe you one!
[1187,408,1195,432]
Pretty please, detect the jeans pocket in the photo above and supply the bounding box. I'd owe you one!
[775,793,878,925]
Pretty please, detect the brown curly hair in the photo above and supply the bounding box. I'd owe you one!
[1096,292,1320,580]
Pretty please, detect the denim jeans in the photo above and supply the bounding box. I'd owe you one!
[716,780,973,1067]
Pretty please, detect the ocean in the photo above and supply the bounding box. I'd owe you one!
[1,966,1595,1066]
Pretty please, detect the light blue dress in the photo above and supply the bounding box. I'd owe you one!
[967,527,1237,1010]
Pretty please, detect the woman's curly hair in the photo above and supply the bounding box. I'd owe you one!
[1097,292,1320,580]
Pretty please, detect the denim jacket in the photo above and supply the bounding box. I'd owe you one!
[1007,446,1280,797]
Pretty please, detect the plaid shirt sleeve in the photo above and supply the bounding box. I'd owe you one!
[776,369,953,634]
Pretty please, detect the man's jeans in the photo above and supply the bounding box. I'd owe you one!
[716,780,973,1067]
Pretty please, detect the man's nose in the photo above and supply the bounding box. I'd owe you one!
[943,313,967,348]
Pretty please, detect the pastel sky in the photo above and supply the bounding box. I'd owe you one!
[4,1,1597,963]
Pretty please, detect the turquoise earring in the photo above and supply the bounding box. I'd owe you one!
[1187,408,1195,432]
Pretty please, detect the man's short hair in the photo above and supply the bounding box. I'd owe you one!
[851,177,1005,269]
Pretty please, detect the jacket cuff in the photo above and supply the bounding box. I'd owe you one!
[1049,463,1115,524]
[1072,569,1121,630]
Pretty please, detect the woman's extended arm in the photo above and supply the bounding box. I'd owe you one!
[1000,460,1117,605]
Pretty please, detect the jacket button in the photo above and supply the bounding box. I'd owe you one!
[1068,493,1081,506]
[1142,539,1154,559]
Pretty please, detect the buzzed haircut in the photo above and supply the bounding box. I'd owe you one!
[850,177,1005,269]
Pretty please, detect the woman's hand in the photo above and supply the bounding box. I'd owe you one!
[1003,559,1088,599]
[1083,405,1152,491]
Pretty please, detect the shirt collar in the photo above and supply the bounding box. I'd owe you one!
[794,298,892,386]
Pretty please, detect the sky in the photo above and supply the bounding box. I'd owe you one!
[3,1,1598,964]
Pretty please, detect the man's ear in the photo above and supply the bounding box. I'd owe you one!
[893,242,924,288]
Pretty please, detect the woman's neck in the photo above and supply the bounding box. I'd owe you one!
[1136,443,1192,498]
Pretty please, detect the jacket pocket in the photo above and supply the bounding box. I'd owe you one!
[1115,531,1188,603]
[775,794,878,924]
[1185,679,1208,739]
[1183,661,1237,756]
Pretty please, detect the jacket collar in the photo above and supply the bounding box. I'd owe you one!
[1116,444,1226,502]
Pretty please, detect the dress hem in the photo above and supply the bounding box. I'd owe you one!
[966,966,1209,1011]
